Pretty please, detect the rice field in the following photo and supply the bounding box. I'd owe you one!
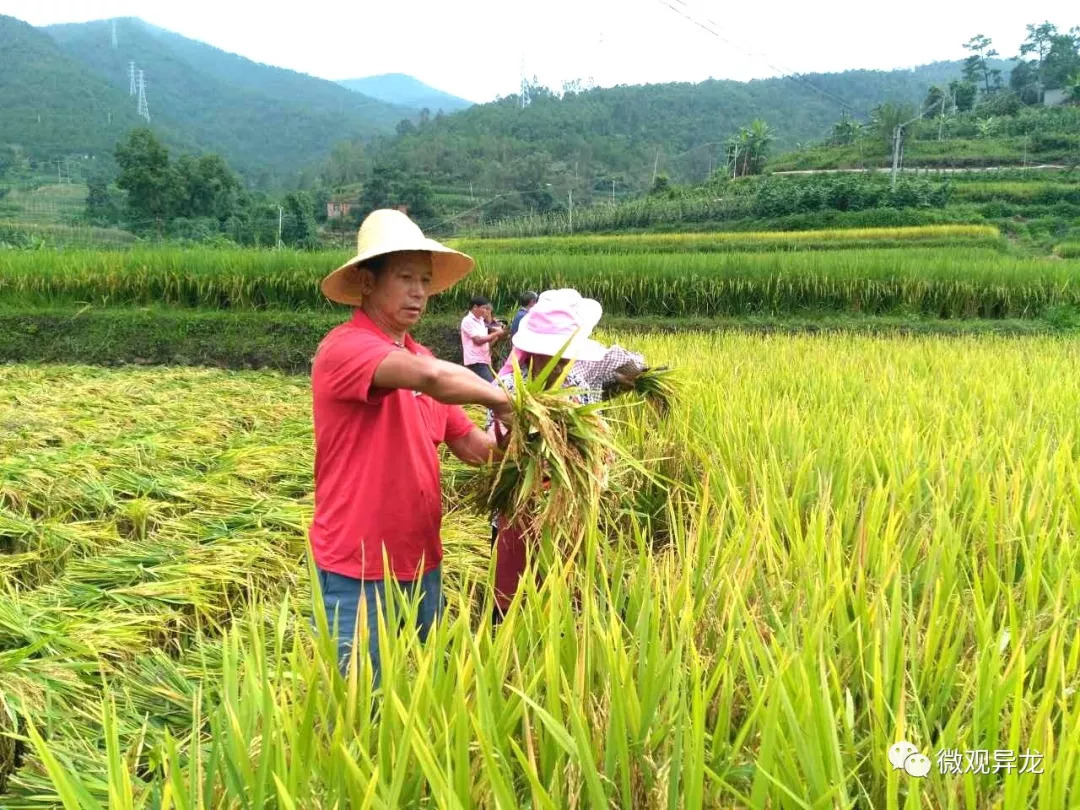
[3,330,1080,808]
[449,224,1004,255]
[3,243,1080,318]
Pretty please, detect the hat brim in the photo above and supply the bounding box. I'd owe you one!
[321,238,474,307]
[511,332,608,362]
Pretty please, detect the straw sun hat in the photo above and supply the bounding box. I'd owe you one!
[320,209,474,307]
[512,288,607,362]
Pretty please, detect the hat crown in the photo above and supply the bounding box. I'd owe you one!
[527,301,590,338]
[520,289,602,338]
[356,209,425,254]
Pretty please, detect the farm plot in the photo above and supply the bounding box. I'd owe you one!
[2,330,1080,807]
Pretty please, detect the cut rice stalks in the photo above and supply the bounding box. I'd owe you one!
[464,356,623,542]
[631,366,680,415]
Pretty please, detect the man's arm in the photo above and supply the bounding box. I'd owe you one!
[373,350,510,417]
[470,328,505,346]
[446,426,501,466]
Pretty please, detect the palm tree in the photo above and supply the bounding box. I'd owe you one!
[726,120,775,178]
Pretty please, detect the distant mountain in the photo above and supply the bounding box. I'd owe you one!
[0,16,146,160]
[1,15,415,182]
[338,73,472,113]
[368,61,1000,198]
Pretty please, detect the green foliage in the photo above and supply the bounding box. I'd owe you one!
[113,129,177,231]
[105,129,319,246]
[5,244,1080,320]
[962,34,1003,95]
[950,80,978,112]
[280,192,318,249]
[830,113,861,145]
[726,120,774,177]
[469,173,958,236]
[871,102,919,148]
[84,177,121,226]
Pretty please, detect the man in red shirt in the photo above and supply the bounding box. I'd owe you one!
[311,208,510,685]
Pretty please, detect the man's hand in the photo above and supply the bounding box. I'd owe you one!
[447,426,501,466]
[491,386,513,424]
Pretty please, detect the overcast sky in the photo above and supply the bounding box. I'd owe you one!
[4,0,1076,102]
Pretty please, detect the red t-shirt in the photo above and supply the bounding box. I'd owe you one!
[309,310,475,580]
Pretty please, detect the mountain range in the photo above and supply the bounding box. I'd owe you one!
[0,13,995,189]
[337,74,472,114]
[0,15,454,182]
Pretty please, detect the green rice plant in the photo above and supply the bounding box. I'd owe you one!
[1054,242,1080,259]
[450,224,1004,255]
[4,244,1080,319]
[4,336,1080,807]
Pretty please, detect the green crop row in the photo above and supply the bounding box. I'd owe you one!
[450,224,1003,255]
[3,245,1080,318]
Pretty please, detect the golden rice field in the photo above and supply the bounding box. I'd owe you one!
[3,331,1080,808]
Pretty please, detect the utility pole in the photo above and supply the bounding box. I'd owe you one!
[277,206,284,248]
[891,125,903,190]
[731,142,739,179]
[611,179,615,204]
[567,189,573,234]
[651,149,662,186]
[129,62,136,96]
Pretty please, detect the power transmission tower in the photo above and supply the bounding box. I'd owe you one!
[137,70,150,122]
[129,62,137,96]
[519,56,529,109]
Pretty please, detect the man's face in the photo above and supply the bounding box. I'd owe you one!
[362,252,433,328]
[474,304,492,321]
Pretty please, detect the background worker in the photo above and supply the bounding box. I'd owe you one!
[509,290,539,339]
[461,295,506,381]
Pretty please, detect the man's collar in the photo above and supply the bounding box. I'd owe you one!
[351,308,416,351]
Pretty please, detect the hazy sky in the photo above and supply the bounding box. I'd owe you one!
[4,0,1076,102]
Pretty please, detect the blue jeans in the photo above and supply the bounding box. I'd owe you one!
[316,566,444,686]
[467,362,495,383]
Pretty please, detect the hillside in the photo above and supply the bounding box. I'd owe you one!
[0,16,147,159]
[365,61,1000,201]
[2,15,414,182]
[339,74,472,113]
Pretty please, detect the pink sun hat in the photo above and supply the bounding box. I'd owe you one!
[509,288,607,362]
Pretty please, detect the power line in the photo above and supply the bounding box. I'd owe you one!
[654,0,872,118]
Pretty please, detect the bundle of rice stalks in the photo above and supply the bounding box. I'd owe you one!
[631,366,680,416]
[463,359,622,541]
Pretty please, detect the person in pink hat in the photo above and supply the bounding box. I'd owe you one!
[484,288,608,621]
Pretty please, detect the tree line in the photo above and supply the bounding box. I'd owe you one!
[85,129,326,247]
